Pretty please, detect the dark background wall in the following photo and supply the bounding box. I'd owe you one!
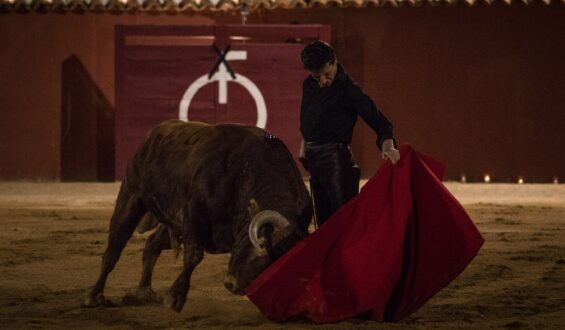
[1,4,564,182]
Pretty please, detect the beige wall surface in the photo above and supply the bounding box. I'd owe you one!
[1,5,564,182]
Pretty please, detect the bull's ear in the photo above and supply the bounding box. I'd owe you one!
[258,224,274,255]
[249,210,290,251]
[248,198,261,218]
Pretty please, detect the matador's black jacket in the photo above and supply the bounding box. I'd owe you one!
[300,64,394,150]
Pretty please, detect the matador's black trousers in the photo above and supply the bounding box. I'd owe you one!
[304,142,361,227]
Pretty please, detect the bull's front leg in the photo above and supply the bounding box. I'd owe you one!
[164,240,203,312]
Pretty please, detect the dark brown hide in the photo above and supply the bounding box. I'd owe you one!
[85,119,312,312]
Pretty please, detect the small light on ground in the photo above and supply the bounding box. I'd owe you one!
[461,174,467,183]
[553,177,559,184]
[518,177,524,184]
[484,174,491,183]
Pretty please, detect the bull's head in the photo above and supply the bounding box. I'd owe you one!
[224,199,306,295]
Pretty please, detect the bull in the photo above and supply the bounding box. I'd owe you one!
[84,119,312,312]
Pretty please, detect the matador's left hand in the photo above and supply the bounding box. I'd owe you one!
[382,139,400,165]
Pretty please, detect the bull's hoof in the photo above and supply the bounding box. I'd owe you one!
[82,294,115,308]
[122,288,162,306]
[164,291,186,313]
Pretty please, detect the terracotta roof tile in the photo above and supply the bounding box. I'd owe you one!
[0,0,561,12]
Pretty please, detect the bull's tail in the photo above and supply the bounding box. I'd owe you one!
[136,213,159,233]
[138,213,183,262]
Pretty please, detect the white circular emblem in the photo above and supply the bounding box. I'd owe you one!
[179,50,267,128]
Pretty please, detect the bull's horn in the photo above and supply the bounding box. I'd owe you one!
[248,210,290,250]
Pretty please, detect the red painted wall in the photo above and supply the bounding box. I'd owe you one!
[113,25,329,179]
[262,5,565,183]
[1,5,564,182]
[0,13,214,180]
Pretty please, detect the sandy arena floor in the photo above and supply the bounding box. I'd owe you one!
[0,181,563,329]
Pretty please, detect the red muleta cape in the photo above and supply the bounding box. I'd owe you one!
[246,144,484,323]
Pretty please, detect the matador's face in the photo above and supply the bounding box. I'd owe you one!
[308,60,337,88]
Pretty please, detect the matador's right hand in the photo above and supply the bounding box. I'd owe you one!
[382,139,400,165]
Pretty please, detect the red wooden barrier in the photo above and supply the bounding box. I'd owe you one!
[115,24,330,179]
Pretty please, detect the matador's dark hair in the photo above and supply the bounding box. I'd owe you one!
[300,40,336,73]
